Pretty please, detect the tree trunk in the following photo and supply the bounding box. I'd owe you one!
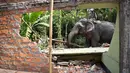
[120,0,130,73]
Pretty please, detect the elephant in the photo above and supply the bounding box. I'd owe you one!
[68,18,115,47]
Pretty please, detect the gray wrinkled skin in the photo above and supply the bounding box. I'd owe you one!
[68,18,115,47]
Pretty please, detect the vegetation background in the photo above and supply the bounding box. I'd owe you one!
[19,8,117,49]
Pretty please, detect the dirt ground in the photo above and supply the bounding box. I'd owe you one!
[53,60,106,73]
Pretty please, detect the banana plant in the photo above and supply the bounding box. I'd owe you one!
[20,11,50,42]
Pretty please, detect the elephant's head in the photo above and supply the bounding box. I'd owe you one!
[68,18,95,44]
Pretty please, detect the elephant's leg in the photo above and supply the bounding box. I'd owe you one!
[91,39,99,47]
[85,39,91,47]
[91,31,100,47]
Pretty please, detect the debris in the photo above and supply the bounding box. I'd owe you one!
[54,60,106,73]
[57,62,69,66]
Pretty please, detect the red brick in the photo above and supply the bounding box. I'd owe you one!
[13,15,21,22]
[2,44,17,49]
[19,52,26,57]
[17,39,22,43]
[26,67,39,72]
[40,53,46,57]
[0,16,7,21]
[12,32,19,37]
[38,63,44,67]
[12,24,20,29]
[1,53,12,57]
[8,48,15,51]
[13,49,19,57]
[0,25,11,30]
[8,39,15,43]
[32,58,41,62]
[22,48,29,53]
[1,57,11,61]
[16,66,24,70]
[18,9,25,14]
[8,65,16,70]
[0,60,5,64]
[14,15,21,19]
[2,11,10,16]
[6,61,13,65]
[16,57,23,62]
[8,11,16,16]
[14,53,19,57]
[28,42,37,48]
[10,20,16,24]
[13,61,21,66]
[30,63,37,67]
[27,54,33,57]
[1,21,8,25]
[0,29,8,34]
[31,48,38,52]
[26,58,32,62]
[17,38,31,43]
[22,38,31,43]
[22,62,29,66]
[34,54,40,57]
[0,34,12,38]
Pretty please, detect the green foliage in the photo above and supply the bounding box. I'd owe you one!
[94,8,117,23]
[60,9,88,38]
[20,11,50,42]
[72,35,86,47]
[50,9,88,48]
[20,8,117,48]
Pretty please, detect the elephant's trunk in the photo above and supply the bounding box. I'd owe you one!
[68,21,83,46]
[68,30,78,44]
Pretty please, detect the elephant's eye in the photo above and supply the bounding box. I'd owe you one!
[80,21,86,25]
[87,22,92,25]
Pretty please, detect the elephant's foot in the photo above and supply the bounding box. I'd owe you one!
[101,43,110,47]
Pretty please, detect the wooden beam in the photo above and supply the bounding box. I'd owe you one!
[42,47,109,55]
[0,0,119,4]
[0,0,119,11]
[77,3,118,9]
[120,0,130,73]
[56,54,102,62]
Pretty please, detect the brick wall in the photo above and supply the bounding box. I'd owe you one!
[0,10,57,73]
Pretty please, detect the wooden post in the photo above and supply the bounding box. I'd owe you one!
[120,0,130,73]
[49,0,54,73]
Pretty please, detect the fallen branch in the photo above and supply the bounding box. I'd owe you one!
[48,38,84,48]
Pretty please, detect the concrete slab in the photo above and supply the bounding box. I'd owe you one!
[42,47,109,55]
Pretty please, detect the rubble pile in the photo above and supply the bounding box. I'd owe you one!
[53,60,106,73]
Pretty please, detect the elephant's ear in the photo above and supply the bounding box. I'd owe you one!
[76,22,84,28]
[86,22,95,32]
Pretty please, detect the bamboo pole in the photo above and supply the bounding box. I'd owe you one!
[49,0,54,73]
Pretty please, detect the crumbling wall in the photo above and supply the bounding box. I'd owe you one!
[0,0,119,73]
[0,10,57,73]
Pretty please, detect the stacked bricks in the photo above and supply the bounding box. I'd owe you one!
[0,11,57,73]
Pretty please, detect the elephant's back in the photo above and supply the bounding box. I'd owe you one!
[97,21,114,43]
[101,21,114,31]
